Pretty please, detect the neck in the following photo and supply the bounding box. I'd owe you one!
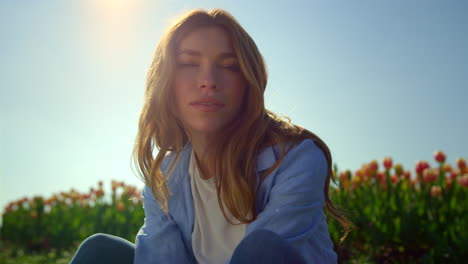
[189,132,219,180]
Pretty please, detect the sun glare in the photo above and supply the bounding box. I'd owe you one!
[80,0,146,63]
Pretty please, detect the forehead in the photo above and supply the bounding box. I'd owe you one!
[177,26,234,56]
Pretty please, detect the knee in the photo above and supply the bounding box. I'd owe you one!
[85,233,112,243]
[79,233,113,250]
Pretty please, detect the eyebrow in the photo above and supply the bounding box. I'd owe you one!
[177,49,237,60]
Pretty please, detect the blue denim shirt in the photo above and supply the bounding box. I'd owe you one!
[134,139,338,263]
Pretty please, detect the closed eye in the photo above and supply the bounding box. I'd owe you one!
[220,64,240,72]
[177,63,198,68]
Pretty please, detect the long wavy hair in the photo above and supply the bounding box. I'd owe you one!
[133,8,354,242]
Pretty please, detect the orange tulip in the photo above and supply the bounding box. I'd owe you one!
[96,188,104,197]
[112,180,118,191]
[394,163,404,175]
[31,211,38,219]
[443,163,452,173]
[116,202,125,211]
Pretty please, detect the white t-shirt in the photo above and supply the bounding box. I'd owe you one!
[189,150,247,264]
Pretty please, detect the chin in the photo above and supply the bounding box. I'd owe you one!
[188,122,228,136]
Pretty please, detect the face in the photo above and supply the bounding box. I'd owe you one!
[172,26,246,139]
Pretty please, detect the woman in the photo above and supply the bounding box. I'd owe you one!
[70,8,352,264]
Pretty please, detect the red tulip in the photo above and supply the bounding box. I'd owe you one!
[415,160,430,175]
[423,168,438,183]
[391,174,399,184]
[376,172,385,183]
[403,171,411,180]
[457,158,467,170]
[434,150,446,163]
[369,160,379,172]
[383,157,393,170]
[459,174,468,188]
[430,185,442,197]
[450,169,460,180]
[445,178,453,189]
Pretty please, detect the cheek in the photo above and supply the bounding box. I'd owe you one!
[226,78,245,105]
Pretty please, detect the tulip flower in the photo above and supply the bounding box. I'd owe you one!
[369,160,379,172]
[403,171,411,180]
[433,150,446,163]
[459,174,468,188]
[430,185,442,197]
[415,160,430,175]
[443,163,452,173]
[339,171,348,182]
[376,171,385,183]
[445,178,453,189]
[457,158,467,170]
[394,163,404,175]
[423,168,438,183]
[96,188,104,197]
[31,211,38,219]
[383,157,393,170]
[450,169,460,180]
[116,202,125,211]
[391,174,399,184]
[112,180,118,191]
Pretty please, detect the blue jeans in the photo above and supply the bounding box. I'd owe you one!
[69,229,306,264]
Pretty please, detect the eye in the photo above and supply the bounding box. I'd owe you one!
[220,64,240,72]
[177,63,198,68]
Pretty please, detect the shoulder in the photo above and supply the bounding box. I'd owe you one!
[257,139,327,173]
[281,139,326,166]
[270,139,329,194]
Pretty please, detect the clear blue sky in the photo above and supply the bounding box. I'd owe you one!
[1,0,467,217]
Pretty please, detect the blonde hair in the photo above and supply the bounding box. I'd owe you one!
[133,8,354,242]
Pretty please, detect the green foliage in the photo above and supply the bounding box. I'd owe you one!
[1,181,143,255]
[328,158,468,264]
[1,155,467,263]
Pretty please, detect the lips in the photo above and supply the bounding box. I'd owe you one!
[190,97,224,112]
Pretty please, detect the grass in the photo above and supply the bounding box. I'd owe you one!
[0,241,74,264]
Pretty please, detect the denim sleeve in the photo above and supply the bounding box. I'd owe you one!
[134,185,193,264]
[242,139,337,263]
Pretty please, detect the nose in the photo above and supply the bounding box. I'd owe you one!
[198,65,218,91]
